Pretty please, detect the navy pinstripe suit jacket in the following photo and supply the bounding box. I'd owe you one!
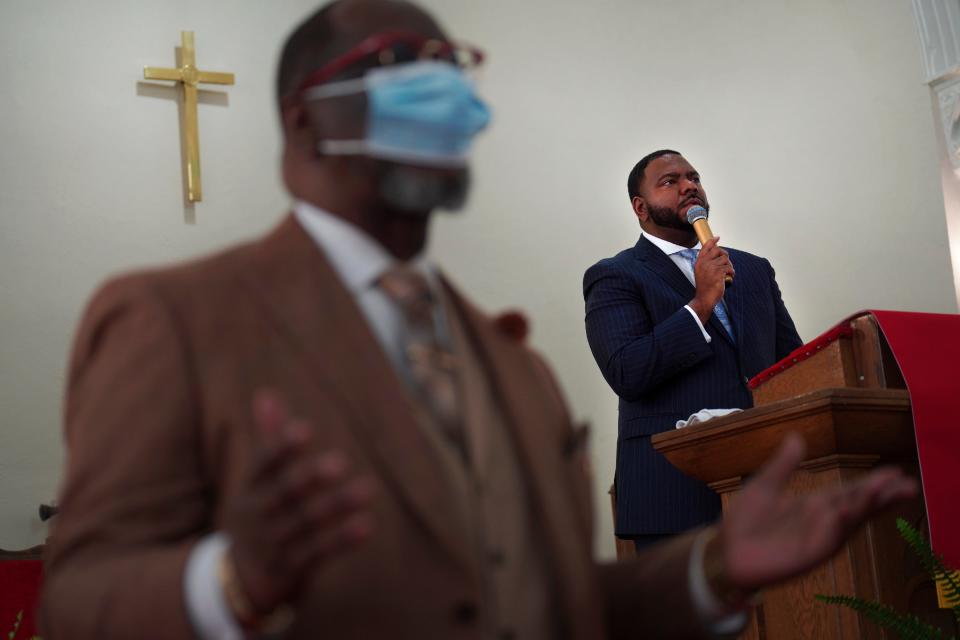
[583,235,801,536]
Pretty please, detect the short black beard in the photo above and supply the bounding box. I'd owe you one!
[647,203,694,231]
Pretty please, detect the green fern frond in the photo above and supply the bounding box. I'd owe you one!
[897,519,960,598]
[815,594,946,640]
[897,517,960,623]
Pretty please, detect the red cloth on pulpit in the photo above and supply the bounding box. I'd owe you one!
[0,559,42,638]
[869,310,960,569]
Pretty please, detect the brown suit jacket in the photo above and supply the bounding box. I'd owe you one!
[42,215,709,639]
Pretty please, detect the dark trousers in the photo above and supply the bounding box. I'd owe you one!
[631,534,671,552]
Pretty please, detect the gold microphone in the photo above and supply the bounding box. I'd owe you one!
[686,205,733,285]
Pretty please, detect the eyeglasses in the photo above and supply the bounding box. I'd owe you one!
[295,30,485,97]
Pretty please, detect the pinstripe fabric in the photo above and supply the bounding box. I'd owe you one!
[583,235,801,535]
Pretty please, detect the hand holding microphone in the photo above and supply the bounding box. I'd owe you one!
[686,205,733,286]
[685,206,736,325]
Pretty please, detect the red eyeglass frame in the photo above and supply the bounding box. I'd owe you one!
[294,30,485,97]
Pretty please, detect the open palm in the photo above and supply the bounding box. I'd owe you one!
[720,434,918,593]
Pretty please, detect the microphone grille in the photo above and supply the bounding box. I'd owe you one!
[685,205,708,224]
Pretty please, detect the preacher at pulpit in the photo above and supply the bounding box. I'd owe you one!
[583,150,804,550]
[41,2,913,639]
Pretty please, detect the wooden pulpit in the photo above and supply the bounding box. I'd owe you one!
[651,313,954,639]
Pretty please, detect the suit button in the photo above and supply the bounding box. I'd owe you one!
[453,601,478,624]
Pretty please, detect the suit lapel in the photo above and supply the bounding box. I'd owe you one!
[633,235,695,300]
[440,276,603,636]
[240,215,476,575]
[634,235,737,347]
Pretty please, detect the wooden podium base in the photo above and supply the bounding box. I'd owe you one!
[653,388,955,639]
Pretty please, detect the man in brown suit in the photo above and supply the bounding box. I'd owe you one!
[41,1,916,638]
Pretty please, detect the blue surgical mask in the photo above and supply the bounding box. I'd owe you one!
[304,60,491,168]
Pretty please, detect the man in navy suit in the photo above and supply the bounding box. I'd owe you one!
[584,149,803,550]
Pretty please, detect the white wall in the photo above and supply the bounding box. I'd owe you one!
[915,0,960,306]
[0,0,315,549]
[0,0,955,560]
[932,88,960,305]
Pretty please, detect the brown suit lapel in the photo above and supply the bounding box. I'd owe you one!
[440,275,604,636]
[240,215,477,576]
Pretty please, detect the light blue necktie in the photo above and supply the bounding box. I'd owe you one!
[677,248,736,341]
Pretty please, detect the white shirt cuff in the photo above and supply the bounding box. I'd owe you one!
[688,529,748,636]
[184,532,244,640]
[684,305,712,343]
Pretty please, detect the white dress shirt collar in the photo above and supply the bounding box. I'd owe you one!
[292,199,432,290]
[641,230,701,257]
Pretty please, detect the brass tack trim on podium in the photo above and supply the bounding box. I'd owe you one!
[143,31,235,202]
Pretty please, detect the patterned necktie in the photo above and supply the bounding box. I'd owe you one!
[677,248,736,341]
[377,265,467,456]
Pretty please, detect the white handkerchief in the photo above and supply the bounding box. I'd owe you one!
[675,408,743,429]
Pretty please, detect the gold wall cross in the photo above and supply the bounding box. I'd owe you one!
[144,31,235,202]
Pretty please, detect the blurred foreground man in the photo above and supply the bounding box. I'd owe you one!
[42,2,915,638]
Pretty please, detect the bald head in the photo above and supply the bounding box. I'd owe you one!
[276,0,446,105]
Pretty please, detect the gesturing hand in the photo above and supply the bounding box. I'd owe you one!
[689,237,735,325]
[718,433,917,595]
[225,389,376,616]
